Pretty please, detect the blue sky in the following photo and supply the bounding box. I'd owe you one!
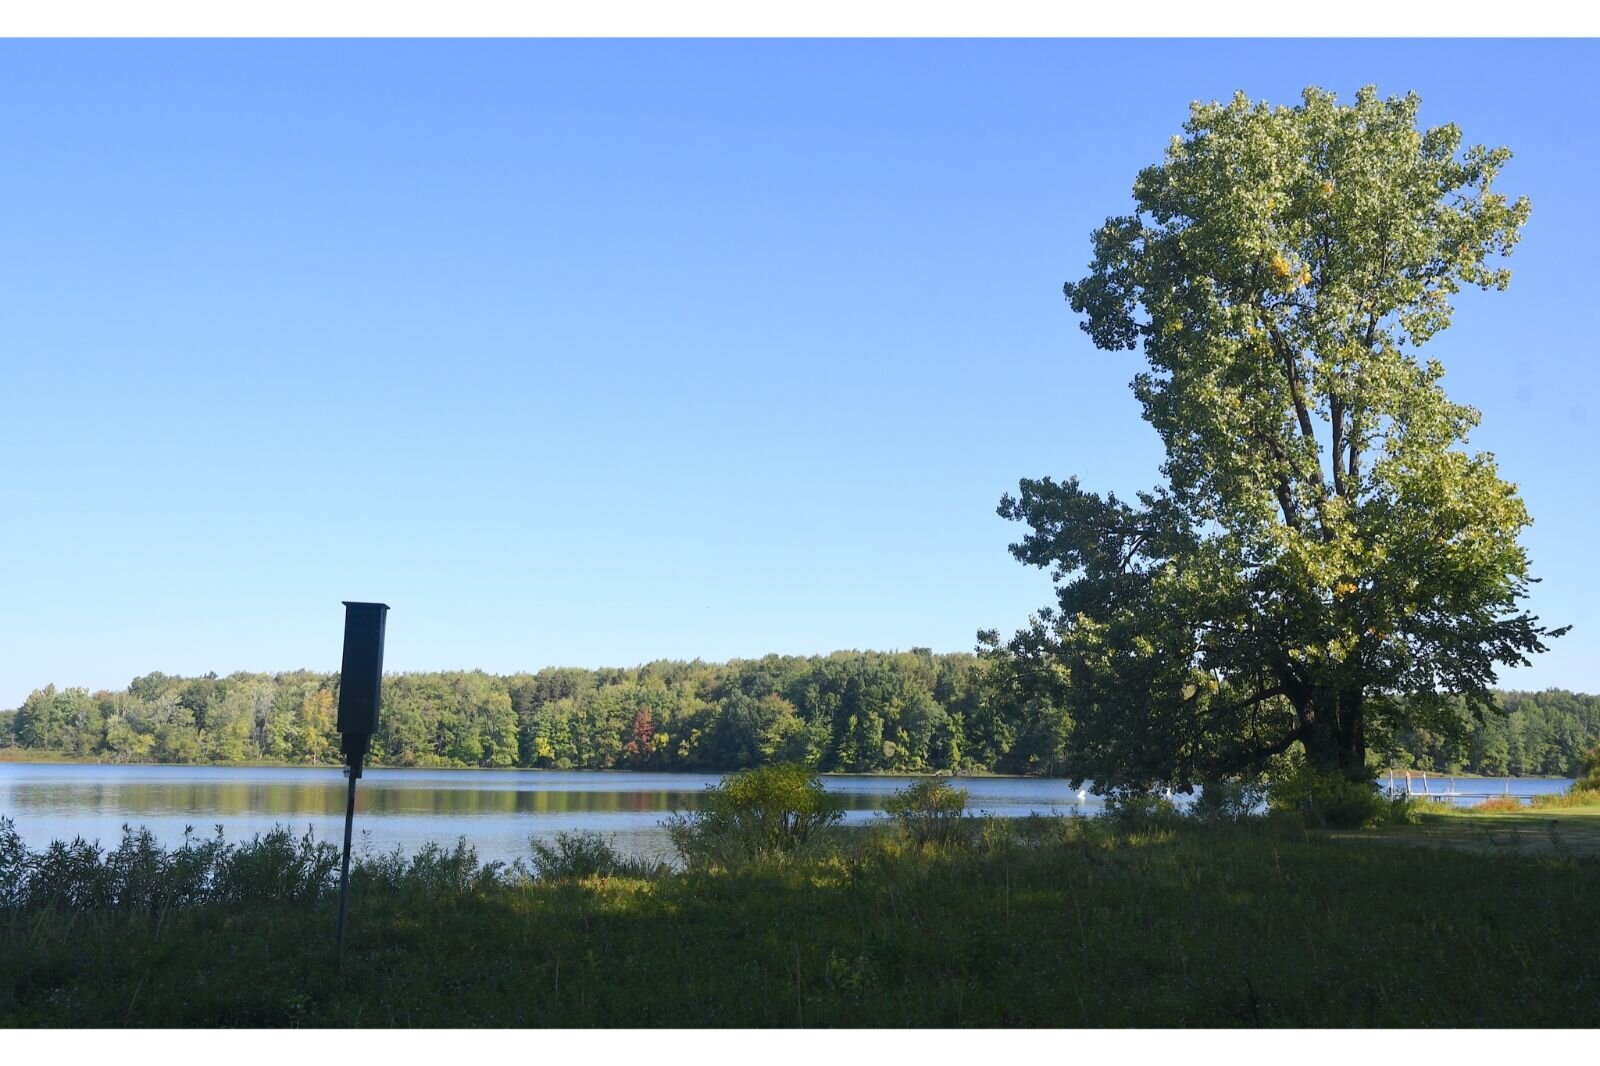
[2,39,1596,709]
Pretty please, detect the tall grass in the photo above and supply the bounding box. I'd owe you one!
[0,816,339,911]
[1531,787,1600,809]
[4,809,1598,1026]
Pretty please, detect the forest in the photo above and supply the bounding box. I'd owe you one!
[2,651,1596,778]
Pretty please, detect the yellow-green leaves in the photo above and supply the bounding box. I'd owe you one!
[1022,86,1562,789]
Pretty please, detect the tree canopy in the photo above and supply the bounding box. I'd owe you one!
[993,86,1565,790]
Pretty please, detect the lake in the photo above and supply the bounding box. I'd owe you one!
[0,763,1576,866]
[0,764,1091,866]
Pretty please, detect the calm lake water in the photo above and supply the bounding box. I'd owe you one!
[0,764,1576,866]
[0,764,1088,866]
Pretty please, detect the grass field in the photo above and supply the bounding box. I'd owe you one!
[1328,806,1600,858]
[3,807,1598,1027]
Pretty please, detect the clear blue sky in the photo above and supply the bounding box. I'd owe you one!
[3,39,1596,709]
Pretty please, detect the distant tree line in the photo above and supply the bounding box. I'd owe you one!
[0,651,1593,777]
[1379,690,1600,778]
[0,651,1064,775]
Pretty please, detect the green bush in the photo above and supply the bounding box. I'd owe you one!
[883,778,969,846]
[528,830,661,881]
[1101,792,1184,833]
[0,820,340,911]
[0,817,26,909]
[353,838,507,896]
[1268,759,1388,829]
[1374,792,1430,825]
[1188,777,1266,824]
[664,764,843,869]
[213,826,339,904]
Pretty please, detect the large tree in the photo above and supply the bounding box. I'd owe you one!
[993,86,1564,790]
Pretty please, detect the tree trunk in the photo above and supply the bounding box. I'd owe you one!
[1337,688,1366,780]
[1297,687,1369,782]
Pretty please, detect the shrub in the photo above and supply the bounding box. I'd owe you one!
[1374,793,1430,825]
[212,826,339,904]
[664,763,843,869]
[1268,758,1388,829]
[0,816,29,909]
[27,837,112,909]
[353,837,511,896]
[0,821,575,912]
[1188,777,1266,824]
[1101,792,1184,833]
[883,778,969,846]
[528,830,661,881]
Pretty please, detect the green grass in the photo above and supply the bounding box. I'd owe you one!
[1328,806,1600,858]
[4,811,1599,1027]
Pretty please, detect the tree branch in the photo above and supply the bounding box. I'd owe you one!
[1259,314,1332,538]
[1330,393,1346,499]
[1266,321,1324,476]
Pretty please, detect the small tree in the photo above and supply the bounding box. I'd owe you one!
[664,764,843,868]
[884,778,969,846]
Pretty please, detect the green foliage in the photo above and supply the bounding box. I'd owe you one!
[0,819,24,909]
[1530,788,1600,810]
[0,818,338,911]
[995,85,1564,793]
[883,777,969,845]
[528,831,662,881]
[665,764,843,868]
[5,812,1600,1025]
[1575,744,1600,791]
[1378,688,1600,777]
[1188,776,1267,824]
[3,653,1006,775]
[1100,792,1184,833]
[7,657,1596,780]
[352,838,510,896]
[1267,757,1389,829]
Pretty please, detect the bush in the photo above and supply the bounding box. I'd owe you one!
[353,837,520,897]
[528,830,661,881]
[0,817,26,909]
[212,826,339,904]
[1372,793,1431,826]
[664,764,843,869]
[1268,759,1388,829]
[884,778,969,846]
[1101,792,1184,833]
[26,836,112,909]
[1188,777,1266,824]
[0,821,481,912]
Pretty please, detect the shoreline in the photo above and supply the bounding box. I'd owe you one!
[0,753,1039,779]
[0,751,1579,782]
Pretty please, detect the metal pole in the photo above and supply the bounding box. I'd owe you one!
[336,752,362,969]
